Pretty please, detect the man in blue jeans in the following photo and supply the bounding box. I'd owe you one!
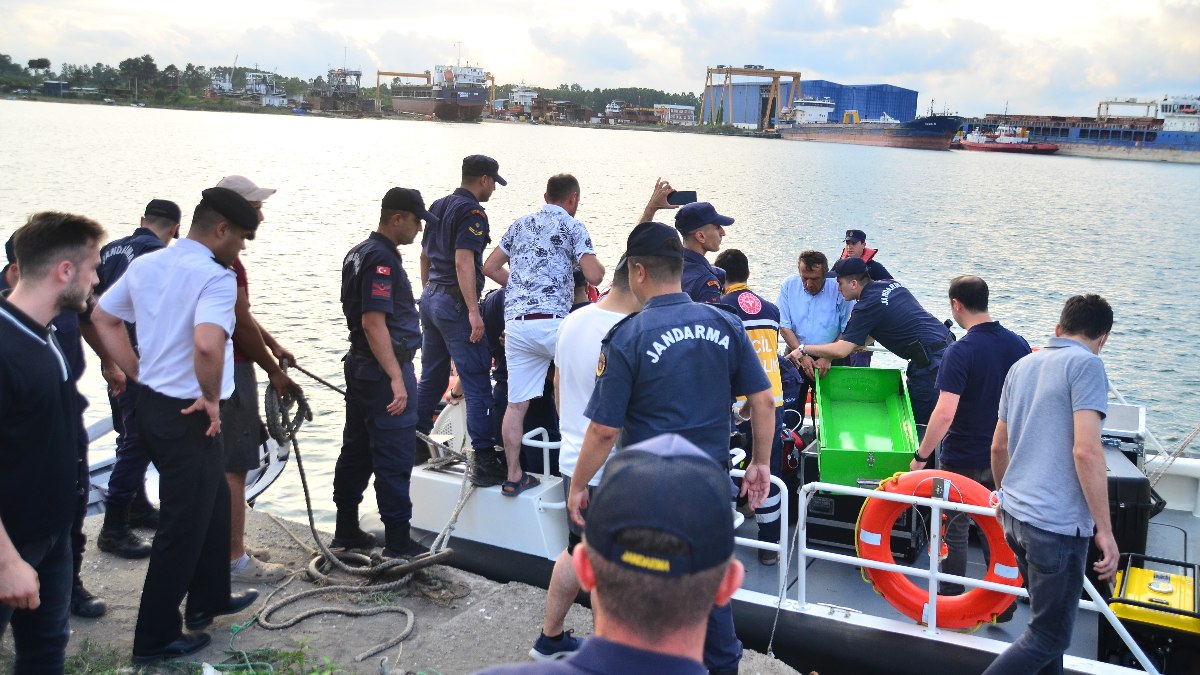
[985,294,1119,674]
[416,155,508,486]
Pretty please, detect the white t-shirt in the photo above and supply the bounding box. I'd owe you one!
[554,303,625,484]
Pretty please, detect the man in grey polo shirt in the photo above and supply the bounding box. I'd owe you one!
[984,294,1119,674]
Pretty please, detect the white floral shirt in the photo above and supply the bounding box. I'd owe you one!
[499,204,595,321]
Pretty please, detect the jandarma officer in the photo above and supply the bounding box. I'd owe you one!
[674,202,734,304]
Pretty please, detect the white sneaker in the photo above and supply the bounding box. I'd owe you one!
[231,555,290,583]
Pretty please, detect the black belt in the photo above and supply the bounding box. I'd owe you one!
[513,313,562,321]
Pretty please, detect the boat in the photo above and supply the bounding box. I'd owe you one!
[958,95,1200,164]
[391,65,488,122]
[954,124,1059,154]
[361,356,1200,675]
[779,104,962,150]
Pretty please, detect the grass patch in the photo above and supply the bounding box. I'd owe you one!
[64,638,129,674]
[219,638,342,674]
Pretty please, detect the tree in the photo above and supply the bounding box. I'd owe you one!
[162,63,179,88]
[118,54,158,85]
[27,57,51,75]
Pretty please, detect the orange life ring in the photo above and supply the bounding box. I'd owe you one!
[856,469,1021,630]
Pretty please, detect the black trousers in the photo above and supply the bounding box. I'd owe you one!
[132,386,231,651]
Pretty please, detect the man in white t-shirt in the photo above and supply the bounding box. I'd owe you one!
[527,256,641,661]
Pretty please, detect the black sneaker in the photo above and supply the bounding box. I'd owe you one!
[470,453,508,487]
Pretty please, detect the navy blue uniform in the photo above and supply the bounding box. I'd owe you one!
[840,279,950,427]
[414,188,495,452]
[333,232,422,529]
[477,636,706,674]
[681,249,723,304]
[584,292,770,673]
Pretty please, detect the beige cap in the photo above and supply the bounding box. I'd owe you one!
[216,175,276,202]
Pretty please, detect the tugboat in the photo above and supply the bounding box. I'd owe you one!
[956,124,1059,154]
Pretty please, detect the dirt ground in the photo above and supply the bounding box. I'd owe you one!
[1,510,800,674]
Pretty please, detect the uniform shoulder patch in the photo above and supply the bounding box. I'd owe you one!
[600,312,639,345]
[595,353,606,377]
[706,279,721,288]
[737,291,762,315]
[376,265,391,276]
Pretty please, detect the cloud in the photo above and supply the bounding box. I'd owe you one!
[528,27,644,74]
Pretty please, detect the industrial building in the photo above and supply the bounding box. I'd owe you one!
[700,76,918,129]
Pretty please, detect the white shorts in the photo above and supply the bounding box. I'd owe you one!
[504,316,562,403]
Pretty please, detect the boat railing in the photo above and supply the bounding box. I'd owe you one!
[794,480,1161,675]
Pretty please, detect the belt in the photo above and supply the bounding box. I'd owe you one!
[513,313,562,321]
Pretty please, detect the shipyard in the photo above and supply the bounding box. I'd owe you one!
[2,2,1200,674]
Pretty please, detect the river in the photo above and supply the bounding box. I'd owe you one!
[2,99,1197,524]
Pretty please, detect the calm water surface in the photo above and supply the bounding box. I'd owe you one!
[2,100,1197,524]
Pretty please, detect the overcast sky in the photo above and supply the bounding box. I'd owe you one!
[2,0,1197,116]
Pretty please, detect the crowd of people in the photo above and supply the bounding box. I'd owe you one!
[0,154,1119,674]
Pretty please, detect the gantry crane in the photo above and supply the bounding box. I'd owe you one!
[700,66,802,131]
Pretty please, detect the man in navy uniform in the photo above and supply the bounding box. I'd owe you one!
[90,199,180,560]
[674,202,734,304]
[567,222,774,675]
[332,188,434,558]
[416,155,507,487]
[793,257,950,428]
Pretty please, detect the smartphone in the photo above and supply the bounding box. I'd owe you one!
[667,190,697,206]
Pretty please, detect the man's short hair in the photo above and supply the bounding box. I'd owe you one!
[143,215,177,231]
[11,212,105,281]
[584,531,728,642]
[949,275,989,313]
[713,249,748,284]
[546,173,580,203]
[1059,294,1113,340]
[798,249,828,273]
[612,256,631,291]
[627,254,681,281]
[189,202,226,235]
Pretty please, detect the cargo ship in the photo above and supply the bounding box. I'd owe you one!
[961,95,1200,163]
[779,98,962,150]
[391,65,488,121]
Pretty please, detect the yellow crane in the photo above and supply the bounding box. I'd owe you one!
[700,66,802,131]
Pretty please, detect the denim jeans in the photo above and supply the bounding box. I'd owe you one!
[982,511,1089,675]
[940,463,995,595]
[414,288,495,452]
[0,526,72,674]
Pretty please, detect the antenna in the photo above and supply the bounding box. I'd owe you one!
[454,41,462,67]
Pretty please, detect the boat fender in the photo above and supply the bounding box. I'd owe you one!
[855,469,1021,630]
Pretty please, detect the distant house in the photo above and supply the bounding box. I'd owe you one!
[41,80,69,96]
[654,103,697,126]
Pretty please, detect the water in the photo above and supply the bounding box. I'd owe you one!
[2,100,1198,525]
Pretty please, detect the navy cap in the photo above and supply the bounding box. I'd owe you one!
[585,434,734,576]
[200,187,259,232]
[144,199,181,224]
[382,187,438,224]
[674,202,734,235]
[831,256,868,277]
[463,154,507,186]
[624,221,682,259]
[4,233,14,264]
[844,229,866,243]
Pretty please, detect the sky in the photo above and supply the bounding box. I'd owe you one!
[1,0,1197,116]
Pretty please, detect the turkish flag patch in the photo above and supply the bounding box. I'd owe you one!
[371,281,392,298]
[376,265,391,276]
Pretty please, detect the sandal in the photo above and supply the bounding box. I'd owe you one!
[501,472,541,497]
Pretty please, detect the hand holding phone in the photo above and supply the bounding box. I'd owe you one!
[667,190,697,206]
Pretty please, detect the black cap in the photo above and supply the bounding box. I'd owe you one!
[200,187,259,232]
[585,434,734,576]
[144,199,181,224]
[844,229,866,243]
[4,233,14,264]
[624,221,682,259]
[831,256,868,277]
[382,187,438,224]
[462,154,507,186]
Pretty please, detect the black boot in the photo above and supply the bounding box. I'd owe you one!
[128,490,160,530]
[70,580,107,618]
[330,506,376,550]
[97,503,152,559]
[382,523,427,559]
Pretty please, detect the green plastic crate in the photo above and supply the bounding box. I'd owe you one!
[814,367,919,488]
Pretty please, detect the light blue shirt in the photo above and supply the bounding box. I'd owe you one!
[775,273,851,345]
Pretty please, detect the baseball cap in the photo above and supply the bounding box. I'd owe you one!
[201,187,259,232]
[624,221,682,259]
[674,202,734,235]
[462,155,507,186]
[216,175,276,202]
[4,233,14,264]
[844,229,866,243]
[144,199,181,224]
[831,256,868,277]
[382,187,438,224]
[585,434,734,576]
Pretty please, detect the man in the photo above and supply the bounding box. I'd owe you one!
[482,173,604,496]
[332,188,434,558]
[483,434,746,675]
[908,276,1030,598]
[793,257,951,428]
[568,221,773,675]
[840,229,891,281]
[674,202,734,304]
[715,248,785,566]
[416,155,506,487]
[91,199,180,560]
[984,294,1119,674]
[1,212,104,672]
[776,249,851,422]
[92,188,261,664]
[529,252,641,661]
[214,174,297,582]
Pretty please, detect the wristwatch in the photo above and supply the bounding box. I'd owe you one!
[913,450,930,462]
[797,344,807,358]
